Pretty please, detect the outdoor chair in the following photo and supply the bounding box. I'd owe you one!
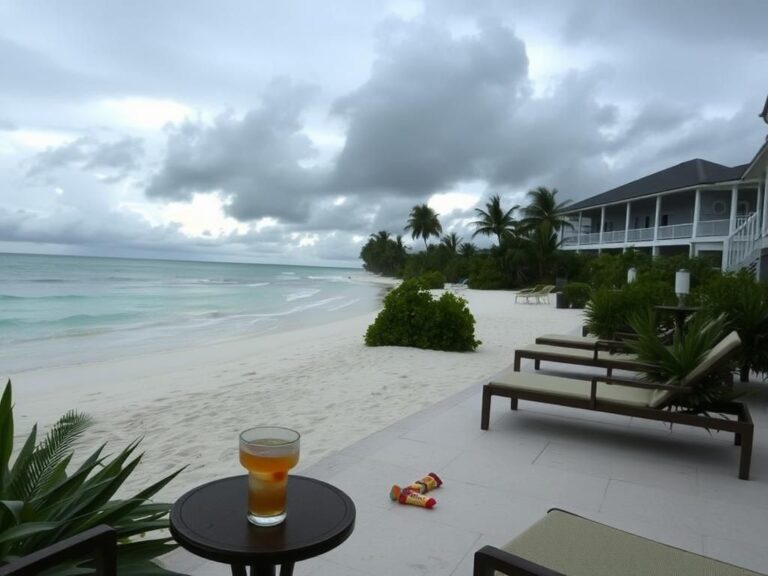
[526,285,555,304]
[473,508,766,575]
[534,333,630,351]
[0,525,117,576]
[515,285,544,303]
[481,331,754,479]
[513,341,650,376]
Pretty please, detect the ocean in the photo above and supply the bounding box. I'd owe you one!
[0,253,382,374]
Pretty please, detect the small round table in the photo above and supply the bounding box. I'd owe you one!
[170,475,356,576]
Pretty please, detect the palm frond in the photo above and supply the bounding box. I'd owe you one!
[10,411,92,502]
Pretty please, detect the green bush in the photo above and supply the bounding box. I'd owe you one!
[584,280,675,338]
[697,271,768,379]
[626,312,740,412]
[467,257,505,290]
[418,270,446,289]
[561,282,591,308]
[0,380,183,575]
[365,280,481,351]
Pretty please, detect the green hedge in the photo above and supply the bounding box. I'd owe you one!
[365,280,481,351]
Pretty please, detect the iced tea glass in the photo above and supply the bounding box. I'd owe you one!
[239,426,300,526]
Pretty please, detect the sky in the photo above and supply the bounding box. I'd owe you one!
[1,1,767,267]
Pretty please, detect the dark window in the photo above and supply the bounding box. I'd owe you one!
[661,214,669,226]
[645,216,650,228]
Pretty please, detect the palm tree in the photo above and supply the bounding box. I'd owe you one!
[404,203,442,250]
[440,232,462,254]
[458,242,477,257]
[520,187,574,236]
[471,194,519,246]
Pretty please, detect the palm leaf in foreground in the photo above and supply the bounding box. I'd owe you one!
[0,380,184,575]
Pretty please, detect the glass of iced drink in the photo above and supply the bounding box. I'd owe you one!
[239,426,300,526]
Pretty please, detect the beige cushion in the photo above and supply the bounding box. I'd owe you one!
[499,509,763,576]
[536,334,600,347]
[521,344,638,363]
[491,369,653,407]
[681,331,741,387]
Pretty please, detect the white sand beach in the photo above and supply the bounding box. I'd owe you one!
[9,289,584,500]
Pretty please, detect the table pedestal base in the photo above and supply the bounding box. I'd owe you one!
[231,562,294,576]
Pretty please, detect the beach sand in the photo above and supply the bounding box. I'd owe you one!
[9,288,583,500]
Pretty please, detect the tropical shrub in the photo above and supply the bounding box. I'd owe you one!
[697,271,768,380]
[0,381,184,575]
[626,312,740,412]
[467,257,506,290]
[365,280,481,351]
[418,270,446,289]
[561,282,591,308]
[584,280,675,338]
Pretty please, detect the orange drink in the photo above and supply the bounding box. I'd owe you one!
[239,427,300,526]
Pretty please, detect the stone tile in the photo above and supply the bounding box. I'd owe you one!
[703,535,768,574]
[321,506,481,576]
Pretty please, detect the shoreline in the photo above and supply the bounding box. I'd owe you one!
[10,289,583,500]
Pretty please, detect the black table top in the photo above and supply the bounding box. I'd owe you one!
[170,475,356,566]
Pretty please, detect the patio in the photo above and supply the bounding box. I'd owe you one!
[165,363,768,576]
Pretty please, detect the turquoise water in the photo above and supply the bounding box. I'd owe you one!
[0,253,381,373]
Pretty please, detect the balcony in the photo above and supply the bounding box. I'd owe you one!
[697,219,730,237]
[626,228,654,242]
[657,223,693,240]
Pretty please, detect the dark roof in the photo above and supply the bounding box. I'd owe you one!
[760,94,768,123]
[565,159,749,213]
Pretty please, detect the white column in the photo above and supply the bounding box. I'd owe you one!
[763,167,768,236]
[653,196,661,242]
[577,212,583,245]
[692,188,701,238]
[599,206,606,244]
[729,185,739,234]
[624,202,631,245]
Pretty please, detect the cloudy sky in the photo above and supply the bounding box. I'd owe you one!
[1,1,767,267]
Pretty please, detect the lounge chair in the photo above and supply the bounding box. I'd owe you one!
[535,333,630,351]
[513,341,650,376]
[526,285,555,304]
[473,508,765,575]
[0,525,117,575]
[515,285,544,303]
[481,331,753,479]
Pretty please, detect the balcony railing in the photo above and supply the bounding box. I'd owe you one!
[657,223,693,240]
[561,216,761,247]
[626,228,654,242]
[602,230,626,243]
[696,219,730,237]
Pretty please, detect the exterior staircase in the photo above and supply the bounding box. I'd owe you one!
[723,212,766,278]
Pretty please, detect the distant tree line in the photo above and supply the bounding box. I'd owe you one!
[359,187,576,288]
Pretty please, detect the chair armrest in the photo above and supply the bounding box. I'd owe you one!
[0,525,117,576]
[473,545,565,576]
[612,331,639,341]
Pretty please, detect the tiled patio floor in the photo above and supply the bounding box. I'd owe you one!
[165,364,768,576]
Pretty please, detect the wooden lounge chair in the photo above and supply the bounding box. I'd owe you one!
[473,508,765,575]
[481,331,754,479]
[535,333,630,351]
[0,525,117,575]
[513,342,650,376]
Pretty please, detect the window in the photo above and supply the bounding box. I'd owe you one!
[661,214,669,226]
[644,216,650,228]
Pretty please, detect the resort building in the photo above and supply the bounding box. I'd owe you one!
[561,124,768,281]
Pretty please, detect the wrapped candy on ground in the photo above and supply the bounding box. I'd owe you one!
[406,472,442,494]
[389,485,437,509]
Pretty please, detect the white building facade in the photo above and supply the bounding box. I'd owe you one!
[560,140,768,280]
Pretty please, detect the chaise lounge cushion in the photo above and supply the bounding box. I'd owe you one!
[498,509,763,576]
[491,368,654,407]
[518,344,638,363]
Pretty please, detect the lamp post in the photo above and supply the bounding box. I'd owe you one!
[675,269,690,306]
[627,267,637,284]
